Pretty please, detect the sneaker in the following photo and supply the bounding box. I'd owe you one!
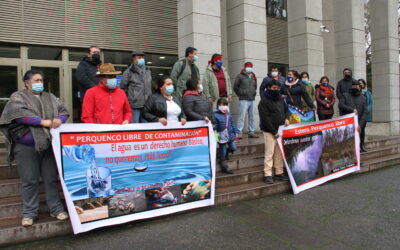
[275,174,289,181]
[220,160,234,174]
[248,134,259,138]
[263,176,274,184]
[51,212,69,221]
[21,217,34,227]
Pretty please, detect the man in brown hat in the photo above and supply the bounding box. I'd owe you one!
[81,63,132,124]
[120,50,152,123]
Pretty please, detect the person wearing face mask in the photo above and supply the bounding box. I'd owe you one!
[120,50,152,123]
[315,76,336,121]
[258,80,290,184]
[81,63,132,124]
[202,53,232,106]
[358,79,373,152]
[182,79,214,124]
[214,98,240,174]
[142,76,187,126]
[300,72,316,112]
[233,62,258,139]
[259,66,286,97]
[339,81,367,149]
[76,45,102,102]
[171,47,200,97]
[0,70,70,226]
[336,68,358,115]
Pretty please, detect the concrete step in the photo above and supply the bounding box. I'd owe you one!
[0,164,18,180]
[360,144,400,161]
[216,166,264,189]
[0,178,62,198]
[0,195,53,219]
[364,136,400,149]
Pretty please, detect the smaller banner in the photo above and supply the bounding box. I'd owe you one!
[288,105,315,123]
[51,121,216,234]
[277,113,360,194]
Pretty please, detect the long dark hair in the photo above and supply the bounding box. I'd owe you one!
[156,76,172,93]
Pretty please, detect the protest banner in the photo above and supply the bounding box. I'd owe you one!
[51,121,216,234]
[277,113,360,194]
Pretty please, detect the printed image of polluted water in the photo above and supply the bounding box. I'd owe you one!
[61,141,211,202]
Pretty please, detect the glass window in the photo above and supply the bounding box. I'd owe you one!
[69,49,88,61]
[0,66,18,115]
[0,45,20,58]
[28,46,62,60]
[104,50,132,66]
[145,54,178,67]
[31,67,60,97]
[266,0,287,19]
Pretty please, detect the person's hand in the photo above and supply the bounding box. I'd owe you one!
[274,133,279,138]
[41,119,52,128]
[208,99,214,105]
[228,96,232,103]
[357,126,361,133]
[204,116,210,123]
[354,109,358,115]
[281,95,287,99]
[181,118,187,126]
[158,118,168,126]
[122,120,129,125]
[284,119,290,126]
[51,118,62,129]
[326,104,330,108]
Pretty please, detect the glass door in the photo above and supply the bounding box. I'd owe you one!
[30,66,60,97]
[0,66,18,115]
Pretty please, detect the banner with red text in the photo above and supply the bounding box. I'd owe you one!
[51,121,216,234]
[277,113,360,194]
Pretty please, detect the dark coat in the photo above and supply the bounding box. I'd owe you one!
[315,85,335,115]
[339,92,367,127]
[76,56,100,101]
[213,110,240,142]
[259,73,285,97]
[336,78,358,101]
[182,92,214,123]
[142,93,186,122]
[233,72,257,101]
[258,95,289,135]
[280,81,315,109]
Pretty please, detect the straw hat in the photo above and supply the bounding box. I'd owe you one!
[95,63,122,77]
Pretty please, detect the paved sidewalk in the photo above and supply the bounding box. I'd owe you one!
[5,165,400,250]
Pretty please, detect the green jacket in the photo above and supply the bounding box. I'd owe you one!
[301,82,315,112]
[170,58,200,97]
[202,65,232,101]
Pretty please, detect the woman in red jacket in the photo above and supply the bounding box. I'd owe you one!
[81,63,132,124]
[315,76,335,121]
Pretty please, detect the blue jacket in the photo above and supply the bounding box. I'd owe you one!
[362,90,373,122]
[213,110,240,142]
[259,73,286,97]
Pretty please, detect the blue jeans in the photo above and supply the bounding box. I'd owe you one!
[219,141,237,159]
[132,108,147,123]
[237,100,255,135]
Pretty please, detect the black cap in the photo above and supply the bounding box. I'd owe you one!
[132,50,145,56]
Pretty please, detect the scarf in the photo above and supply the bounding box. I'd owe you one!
[320,84,333,97]
[285,78,299,86]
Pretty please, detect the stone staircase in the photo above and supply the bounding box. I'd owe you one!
[1,135,400,246]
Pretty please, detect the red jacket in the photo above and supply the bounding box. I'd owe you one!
[81,82,132,124]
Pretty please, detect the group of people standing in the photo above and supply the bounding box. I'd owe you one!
[0,45,373,226]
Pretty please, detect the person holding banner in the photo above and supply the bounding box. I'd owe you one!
[142,76,187,126]
[258,79,290,184]
[0,70,69,226]
[315,76,336,121]
[281,70,315,124]
[81,63,132,124]
[182,79,214,124]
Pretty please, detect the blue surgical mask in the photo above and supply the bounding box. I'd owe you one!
[215,61,223,67]
[287,76,294,83]
[137,58,145,67]
[165,85,174,95]
[321,82,328,87]
[32,83,44,93]
[192,55,199,62]
[245,67,253,73]
[106,78,117,89]
[302,78,310,85]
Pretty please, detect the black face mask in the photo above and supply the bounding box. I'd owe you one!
[344,74,351,80]
[350,88,361,96]
[266,89,281,100]
[91,54,101,65]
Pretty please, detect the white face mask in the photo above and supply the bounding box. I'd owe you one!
[218,105,229,114]
[198,84,203,93]
[271,72,278,77]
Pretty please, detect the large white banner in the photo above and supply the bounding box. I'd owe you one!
[51,121,216,234]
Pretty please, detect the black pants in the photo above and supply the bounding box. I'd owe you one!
[360,122,367,147]
[318,114,333,121]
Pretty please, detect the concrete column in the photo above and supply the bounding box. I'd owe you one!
[226,0,268,132]
[177,0,222,78]
[322,0,337,84]
[287,0,325,83]
[334,0,366,81]
[370,0,400,135]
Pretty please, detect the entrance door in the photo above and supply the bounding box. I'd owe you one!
[0,65,18,115]
[30,66,60,97]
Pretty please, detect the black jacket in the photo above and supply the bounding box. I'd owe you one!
[233,72,257,101]
[142,93,186,122]
[339,92,367,127]
[76,57,100,101]
[258,95,289,135]
[182,92,214,123]
[280,81,315,109]
[336,78,358,101]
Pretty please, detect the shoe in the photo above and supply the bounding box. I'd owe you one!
[249,134,259,138]
[21,217,34,227]
[51,212,69,221]
[263,176,274,184]
[360,145,367,152]
[275,174,289,181]
[234,138,241,143]
[220,160,234,174]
